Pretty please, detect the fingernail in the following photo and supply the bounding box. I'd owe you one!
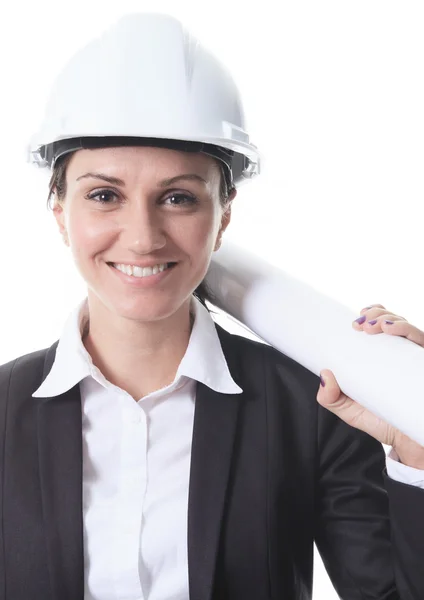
[368,319,377,325]
[364,306,374,310]
[355,315,366,324]
[384,320,394,324]
[320,375,326,387]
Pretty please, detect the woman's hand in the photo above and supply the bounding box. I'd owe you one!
[317,304,424,469]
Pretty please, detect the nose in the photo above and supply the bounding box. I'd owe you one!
[120,201,167,254]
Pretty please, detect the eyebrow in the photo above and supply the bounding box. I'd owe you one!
[76,172,208,187]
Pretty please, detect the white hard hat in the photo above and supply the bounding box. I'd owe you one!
[27,13,260,186]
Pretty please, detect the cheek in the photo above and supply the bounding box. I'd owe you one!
[68,212,113,258]
[172,214,219,254]
[175,203,222,240]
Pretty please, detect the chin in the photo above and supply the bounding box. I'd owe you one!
[106,292,191,323]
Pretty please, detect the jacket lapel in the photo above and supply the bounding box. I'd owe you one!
[187,324,243,600]
[37,341,85,600]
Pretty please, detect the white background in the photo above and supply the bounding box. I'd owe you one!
[0,1,423,598]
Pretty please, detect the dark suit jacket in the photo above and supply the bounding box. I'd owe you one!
[0,322,423,600]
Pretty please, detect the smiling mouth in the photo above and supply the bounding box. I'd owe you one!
[107,261,178,279]
[106,262,177,269]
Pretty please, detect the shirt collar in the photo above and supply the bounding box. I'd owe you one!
[32,295,243,398]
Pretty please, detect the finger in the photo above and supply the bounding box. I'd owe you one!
[353,312,406,330]
[359,307,406,320]
[380,320,424,348]
[317,370,365,419]
[353,313,413,342]
[317,370,395,445]
[355,306,390,328]
[317,369,344,406]
[360,304,386,314]
[358,314,406,334]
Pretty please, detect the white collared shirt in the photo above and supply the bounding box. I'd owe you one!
[33,295,242,600]
[32,295,423,599]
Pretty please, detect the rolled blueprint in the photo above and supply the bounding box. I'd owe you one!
[205,240,424,447]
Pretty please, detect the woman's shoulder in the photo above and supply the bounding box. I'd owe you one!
[213,320,319,390]
[0,344,57,387]
[213,321,321,442]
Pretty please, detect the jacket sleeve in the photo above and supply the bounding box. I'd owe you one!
[313,404,424,600]
[383,472,424,599]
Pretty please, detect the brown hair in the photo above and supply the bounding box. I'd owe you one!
[46,150,236,311]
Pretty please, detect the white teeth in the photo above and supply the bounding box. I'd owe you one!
[133,266,144,277]
[113,262,170,278]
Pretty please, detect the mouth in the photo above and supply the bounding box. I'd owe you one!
[106,262,177,269]
[106,261,178,282]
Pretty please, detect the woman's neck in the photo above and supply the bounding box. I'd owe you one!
[82,300,195,401]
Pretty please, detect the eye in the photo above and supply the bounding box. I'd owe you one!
[85,190,199,206]
[86,189,118,204]
[163,192,198,207]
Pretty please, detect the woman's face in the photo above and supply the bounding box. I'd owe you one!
[53,145,234,323]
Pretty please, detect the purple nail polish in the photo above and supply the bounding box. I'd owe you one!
[384,320,394,324]
[320,375,326,387]
[368,319,377,325]
[355,315,366,324]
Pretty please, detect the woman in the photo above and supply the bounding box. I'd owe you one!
[1,12,423,600]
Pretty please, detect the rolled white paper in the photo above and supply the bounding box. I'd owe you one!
[205,240,424,447]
